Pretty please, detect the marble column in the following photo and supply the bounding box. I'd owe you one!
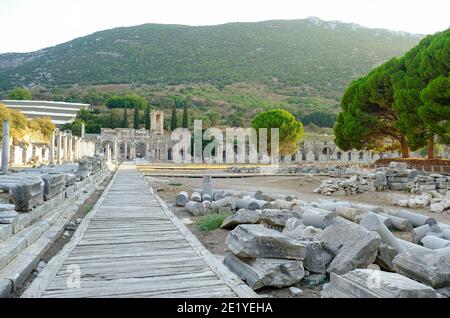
[57,131,62,165]
[49,130,55,164]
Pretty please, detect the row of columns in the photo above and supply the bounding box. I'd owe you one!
[49,129,96,165]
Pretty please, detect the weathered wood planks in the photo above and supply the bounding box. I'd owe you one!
[22,162,257,298]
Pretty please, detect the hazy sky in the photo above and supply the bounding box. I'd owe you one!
[0,0,449,53]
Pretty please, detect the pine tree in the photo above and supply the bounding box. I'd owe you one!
[171,105,178,131]
[133,105,139,129]
[122,108,129,128]
[182,102,189,128]
[145,104,150,130]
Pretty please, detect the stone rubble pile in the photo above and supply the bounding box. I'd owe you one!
[202,186,450,297]
[226,167,261,174]
[0,156,112,298]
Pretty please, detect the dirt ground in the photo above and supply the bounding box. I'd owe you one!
[151,172,450,298]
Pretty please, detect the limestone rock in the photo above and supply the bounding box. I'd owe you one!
[393,249,450,288]
[321,269,439,298]
[223,253,305,290]
[225,224,307,260]
[302,241,334,274]
[320,217,381,275]
[220,210,260,229]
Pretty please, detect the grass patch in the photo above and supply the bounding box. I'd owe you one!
[197,212,232,231]
[169,182,182,186]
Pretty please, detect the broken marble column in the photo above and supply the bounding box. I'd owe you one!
[213,190,225,201]
[320,217,381,275]
[321,269,439,298]
[0,203,18,224]
[1,120,9,175]
[185,201,206,216]
[223,253,305,290]
[301,209,335,229]
[350,203,384,213]
[411,224,432,243]
[202,175,213,200]
[443,229,450,241]
[236,198,259,211]
[436,246,450,260]
[421,236,450,250]
[253,199,273,210]
[379,213,413,231]
[389,209,437,227]
[175,191,189,207]
[359,212,406,253]
[190,192,202,202]
[226,224,307,260]
[211,197,236,211]
[272,199,296,210]
[334,206,365,223]
[393,248,450,288]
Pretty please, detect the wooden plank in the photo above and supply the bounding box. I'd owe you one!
[23,162,257,298]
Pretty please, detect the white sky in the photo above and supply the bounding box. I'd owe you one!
[0,0,449,53]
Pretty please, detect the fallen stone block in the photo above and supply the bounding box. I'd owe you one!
[393,249,450,288]
[320,217,380,275]
[223,253,304,290]
[41,173,66,200]
[321,269,439,298]
[259,209,297,227]
[0,204,19,224]
[302,241,334,274]
[0,278,12,298]
[175,191,189,207]
[225,224,306,260]
[304,273,328,286]
[0,176,44,212]
[282,219,323,241]
[220,210,260,229]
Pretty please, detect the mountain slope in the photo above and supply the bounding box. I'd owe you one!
[0,18,422,101]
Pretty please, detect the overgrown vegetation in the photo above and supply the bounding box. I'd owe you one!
[0,103,55,142]
[196,212,232,231]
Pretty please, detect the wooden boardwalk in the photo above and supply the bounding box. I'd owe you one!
[23,163,256,298]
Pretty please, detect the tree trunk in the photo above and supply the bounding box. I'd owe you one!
[400,135,409,158]
[428,136,434,159]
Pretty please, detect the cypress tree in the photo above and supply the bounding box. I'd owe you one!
[182,102,189,128]
[122,108,128,128]
[171,105,178,131]
[133,105,139,129]
[145,104,150,130]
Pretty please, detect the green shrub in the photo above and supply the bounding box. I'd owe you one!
[197,212,232,231]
